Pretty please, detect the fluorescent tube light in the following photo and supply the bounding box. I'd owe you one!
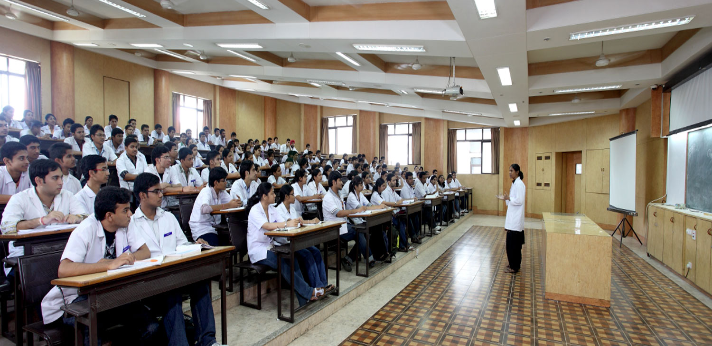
[247,0,269,10]
[570,16,694,40]
[132,43,163,48]
[4,0,70,21]
[307,80,344,86]
[335,52,361,67]
[497,67,512,86]
[549,111,596,116]
[74,43,98,47]
[370,102,388,106]
[229,75,257,79]
[174,71,194,74]
[154,49,194,62]
[226,50,257,62]
[508,103,518,112]
[396,90,408,95]
[514,120,521,126]
[474,0,497,19]
[289,93,312,98]
[554,85,622,93]
[183,43,193,48]
[97,0,146,18]
[238,89,256,92]
[309,83,321,87]
[443,110,482,116]
[352,44,426,53]
[414,88,443,95]
[217,43,263,49]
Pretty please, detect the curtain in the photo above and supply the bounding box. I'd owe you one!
[25,62,41,116]
[351,114,357,154]
[320,117,329,154]
[447,129,457,174]
[203,100,212,132]
[379,124,388,164]
[172,93,181,133]
[412,122,421,165]
[491,127,500,174]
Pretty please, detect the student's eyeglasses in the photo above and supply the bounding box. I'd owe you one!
[160,155,171,160]
[147,189,164,195]
[93,167,109,172]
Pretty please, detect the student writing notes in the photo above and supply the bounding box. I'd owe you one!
[189,167,242,246]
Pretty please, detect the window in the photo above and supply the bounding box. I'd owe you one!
[327,115,353,154]
[456,128,492,174]
[176,93,205,136]
[386,123,414,165]
[0,55,27,113]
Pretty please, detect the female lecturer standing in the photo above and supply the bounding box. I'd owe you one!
[498,164,525,274]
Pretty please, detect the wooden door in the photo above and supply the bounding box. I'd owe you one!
[647,207,662,259]
[542,153,552,189]
[601,149,610,194]
[685,216,698,282]
[672,212,685,274]
[585,150,601,193]
[696,219,712,292]
[563,152,582,214]
[663,210,676,269]
[103,77,130,128]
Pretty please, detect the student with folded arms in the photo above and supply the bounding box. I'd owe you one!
[190,167,241,246]
[116,136,148,190]
[75,155,109,213]
[246,182,324,305]
[0,142,30,203]
[267,163,287,189]
[64,123,85,156]
[169,148,204,188]
[49,143,81,194]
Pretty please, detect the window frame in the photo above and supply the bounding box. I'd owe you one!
[174,92,206,136]
[385,122,415,165]
[326,114,354,154]
[455,128,493,175]
[0,54,29,114]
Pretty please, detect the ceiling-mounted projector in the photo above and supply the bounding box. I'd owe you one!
[444,85,463,98]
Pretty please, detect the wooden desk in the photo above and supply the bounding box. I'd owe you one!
[52,246,235,346]
[265,221,343,322]
[395,201,424,239]
[419,197,443,236]
[542,212,611,307]
[348,208,394,277]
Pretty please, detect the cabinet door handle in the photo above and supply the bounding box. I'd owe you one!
[670,217,674,223]
[708,229,712,236]
[694,225,697,231]
[653,212,657,217]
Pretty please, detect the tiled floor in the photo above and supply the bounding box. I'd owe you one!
[339,226,712,346]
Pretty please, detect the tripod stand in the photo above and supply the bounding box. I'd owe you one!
[611,214,642,248]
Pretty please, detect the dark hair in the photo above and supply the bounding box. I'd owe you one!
[139,124,147,131]
[29,159,61,187]
[108,114,118,122]
[220,129,225,133]
[164,141,177,153]
[328,170,342,187]
[214,128,220,133]
[155,124,162,130]
[167,126,175,133]
[307,168,321,186]
[62,118,74,127]
[209,166,228,187]
[95,186,131,221]
[206,150,220,165]
[124,136,138,148]
[270,163,280,173]
[222,148,233,161]
[150,146,169,166]
[267,149,274,157]
[292,169,307,184]
[49,142,72,160]
[188,144,197,152]
[348,170,358,180]
[245,182,273,214]
[1,142,26,161]
[124,124,133,132]
[386,173,396,183]
[81,155,107,183]
[418,171,427,180]
[374,178,386,191]
[30,120,42,129]
[239,160,254,180]
[349,176,363,196]
[362,163,369,171]
[178,147,192,161]
[70,123,83,134]
[323,165,332,176]
[44,113,55,122]
[133,172,160,203]
[85,116,92,122]
[438,175,445,187]
[405,172,413,180]
[216,145,224,153]
[19,135,40,146]
[199,132,206,138]
[298,158,308,169]
[510,163,524,181]
[231,132,237,137]
[276,184,293,208]
[89,124,104,136]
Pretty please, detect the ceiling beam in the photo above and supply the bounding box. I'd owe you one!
[284,59,355,71]
[12,0,104,29]
[244,51,283,67]
[278,0,310,21]
[184,11,272,27]
[529,90,622,104]
[385,63,484,79]
[528,49,662,76]
[233,0,308,23]
[120,0,183,26]
[310,1,454,21]
[358,54,386,72]
[525,0,577,10]
[103,18,159,29]
[207,56,260,66]
[1,6,52,30]
[661,28,702,61]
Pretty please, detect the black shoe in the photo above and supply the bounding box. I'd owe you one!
[411,237,422,244]
[341,258,352,272]
[369,261,376,268]
[397,247,408,253]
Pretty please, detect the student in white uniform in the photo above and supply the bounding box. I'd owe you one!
[451,171,467,214]
[381,173,419,251]
[270,137,279,150]
[17,110,33,130]
[0,116,19,147]
[399,171,421,236]
[103,114,119,139]
[197,132,211,151]
[220,149,240,180]
[52,118,73,140]
[267,163,287,189]
[83,116,93,138]
[150,124,165,142]
[200,150,221,184]
[190,145,205,168]
[190,167,241,246]
[49,143,81,194]
[252,147,267,167]
[280,159,295,177]
[279,138,290,154]
[246,182,324,306]
[137,124,154,145]
[445,174,461,214]
[414,171,441,234]
[64,123,85,156]
[321,166,332,183]
[75,155,109,214]
[0,106,20,129]
[1,160,87,280]
[340,170,358,199]
[169,148,204,188]
[129,173,222,346]
[345,176,388,261]
[39,113,61,139]
[428,175,446,226]
[497,164,526,274]
[39,187,168,345]
[20,121,42,137]
[291,169,313,218]
[304,168,326,215]
[0,142,30,204]
[83,125,117,163]
[231,160,260,202]
[361,171,374,192]
[20,135,48,170]
[116,136,148,190]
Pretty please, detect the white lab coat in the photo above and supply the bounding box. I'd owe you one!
[116,152,148,190]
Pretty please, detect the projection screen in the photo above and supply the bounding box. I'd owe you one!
[608,131,637,215]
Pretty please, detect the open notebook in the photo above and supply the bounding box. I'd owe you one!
[18,224,78,235]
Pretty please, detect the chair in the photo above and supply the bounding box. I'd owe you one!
[178,201,195,242]
[18,250,73,346]
[227,219,271,310]
[0,240,14,340]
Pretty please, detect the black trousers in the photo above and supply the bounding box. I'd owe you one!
[505,230,525,272]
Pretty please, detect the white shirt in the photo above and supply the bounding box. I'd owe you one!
[20,129,36,137]
[445,181,460,196]
[381,185,402,215]
[414,179,430,205]
[197,140,211,151]
[373,172,381,181]
[62,174,82,194]
[231,179,259,202]
[41,125,61,138]
[306,180,326,196]
[41,215,145,324]
[194,156,205,168]
[291,183,307,216]
[3,135,18,143]
[82,141,117,162]
[323,189,347,235]
[280,143,288,153]
[400,182,416,199]
[253,156,267,167]
[150,130,165,141]
[63,136,85,152]
[104,125,119,137]
[270,143,279,150]
[275,202,298,222]
[213,136,226,147]
[267,175,286,185]
[116,152,148,190]
[162,135,176,144]
[247,203,280,263]
[137,133,154,145]
[189,187,231,241]
[51,130,70,140]
[346,192,370,224]
[130,206,190,259]
[74,185,96,215]
[371,191,384,205]
[0,166,31,196]
[169,164,203,187]
[10,120,23,129]
[346,164,354,175]
[504,177,526,232]
[340,181,351,199]
[83,125,91,136]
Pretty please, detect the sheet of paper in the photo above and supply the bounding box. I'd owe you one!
[220,207,244,212]
[18,224,78,235]
[426,194,439,199]
[107,256,164,275]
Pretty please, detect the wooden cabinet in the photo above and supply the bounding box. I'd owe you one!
[535,152,552,190]
[696,219,712,292]
[647,206,664,259]
[685,216,698,282]
[662,210,684,274]
[601,149,610,194]
[585,149,609,194]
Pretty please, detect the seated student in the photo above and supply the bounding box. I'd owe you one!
[170,148,204,188]
[321,165,332,182]
[190,144,205,168]
[83,116,92,137]
[116,136,147,190]
[323,171,372,272]
[361,163,369,176]
[104,114,119,137]
[151,123,165,142]
[39,113,60,139]
[310,151,320,164]
[444,174,461,214]
[177,133,188,150]
[190,167,241,246]
[200,150,221,183]
[130,173,223,346]
[197,132,211,151]
[231,160,259,202]
[217,129,227,147]
[127,118,140,136]
[164,141,179,164]
[451,171,467,214]
[0,142,30,203]
[0,115,20,147]
[252,147,267,167]
[20,135,48,167]
[162,126,177,143]
[267,163,287,188]
[209,128,220,146]
[373,164,382,182]
[361,171,374,192]
[105,128,125,157]
[16,110,32,131]
[124,124,135,140]
[265,149,278,167]
[75,155,109,213]
[0,106,19,129]
[83,125,117,163]
[20,120,42,137]
[346,176,388,260]
[220,148,240,180]
[291,169,314,218]
[246,182,324,305]
[380,173,419,251]
[1,160,87,279]
[414,171,441,234]
[40,187,163,346]
[303,143,311,155]
[260,140,268,153]
[340,170,359,199]
[399,171,422,237]
[345,157,355,174]
[427,174,447,225]
[64,123,85,156]
[306,168,326,197]
[370,160,378,174]
[137,124,154,145]
[280,158,295,177]
[49,143,81,194]
[215,144,225,157]
[185,128,193,140]
[52,118,73,140]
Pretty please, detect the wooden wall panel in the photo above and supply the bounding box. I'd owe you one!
[218,86,236,135]
[310,1,454,21]
[302,104,318,151]
[358,110,379,159]
[74,48,103,124]
[102,77,129,127]
[264,97,277,139]
[503,127,529,214]
[236,91,264,140]
[619,108,636,134]
[154,69,171,130]
[651,88,662,137]
[50,42,74,120]
[276,99,302,146]
[423,118,445,174]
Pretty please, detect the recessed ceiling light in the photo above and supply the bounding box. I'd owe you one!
[443,110,482,116]
[307,80,344,86]
[174,71,194,74]
[132,43,163,48]
[217,43,263,49]
[396,90,408,95]
[414,88,443,95]
[97,0,146,18]
[508,103,518,112]
[497,67,512,86]
[335,52,360,67]
[4,0,70,21]
[309,83,321,87]
[549,111,596,116]
[183,43,193,48]
[154,49,195,62]
[352,44,426,53]
[229,75,257,79]
[247,0,269,10]
[570,16,694,40]
[474,0,497,19]
[226,50,257,62]
[554,85,622,93]
[74,43,98,47]
[513,120,521,126]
